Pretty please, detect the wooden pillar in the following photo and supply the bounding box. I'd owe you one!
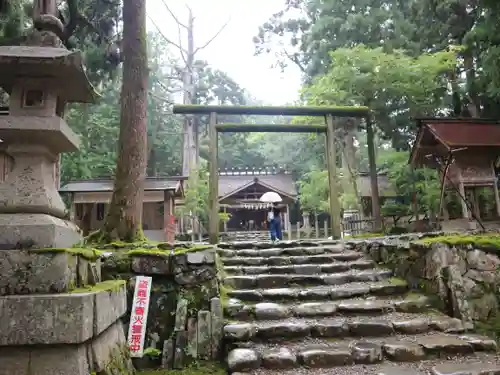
[163,191,174,243]
[458,182,469,219]
[69,192,76,221]
[472,188,481,221]
[325,114,342,238]
[223,205,228,232]
[490,162,500,218]
[286,204,292,239]
[208,112,219,244]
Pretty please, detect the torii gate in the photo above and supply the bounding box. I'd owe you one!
[172,104,370,244]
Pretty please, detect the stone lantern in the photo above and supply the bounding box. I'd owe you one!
[0,45,97,248]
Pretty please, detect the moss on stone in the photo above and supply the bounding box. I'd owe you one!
[388,277,407,286]
[416,234,500,251]
[137,361,225,375]
[125,248,170,258]
[70,279,126,294]
[173,245,214,255]
[30,247,103,261]
[143,347,162,359]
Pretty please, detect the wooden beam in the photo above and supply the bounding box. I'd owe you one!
[208,111,219,244]
[325,114,342,239]
[216,123,327,133]
[173,104,369,117]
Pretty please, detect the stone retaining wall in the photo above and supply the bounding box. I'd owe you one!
[0,248,132,375]
[348,235,500,329]
[101,244,223,370]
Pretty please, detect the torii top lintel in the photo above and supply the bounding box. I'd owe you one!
[172,104,369,118]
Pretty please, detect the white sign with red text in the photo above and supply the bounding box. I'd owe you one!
[127,275,152,357]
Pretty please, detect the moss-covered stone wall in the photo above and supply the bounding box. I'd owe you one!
[348,233,500,338]
[98,242,223,371]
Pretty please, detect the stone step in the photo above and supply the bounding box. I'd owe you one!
[227,281,408,302]
[224,269,393,289]
[218,240,340,250]
[224,313,467,342]
[225,295,432,321]
[222,252,364,267]
[226,334,498,372]
[235,352,500,374]
[218,246,345,258]
[224,260,375,275]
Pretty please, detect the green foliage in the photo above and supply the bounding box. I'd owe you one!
[304,46,457,149]
[137,361,225,375]
[380,151,441,219]
[298,169,329,214]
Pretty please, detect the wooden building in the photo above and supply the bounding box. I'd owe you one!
[218,169,297,231]
[59,177,185,241]
[356,172,398,217]
[409,118,500,229]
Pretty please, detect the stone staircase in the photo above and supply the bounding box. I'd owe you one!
[219,240,500,374]
[223,231,271,242]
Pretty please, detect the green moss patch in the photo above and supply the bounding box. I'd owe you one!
[125,248,170,258]
[416,234,500,251]
[70,280,126,294]
[137,361,225,375]
[125,245,214,258]
[173,245,214,255]
[30,247,103,261]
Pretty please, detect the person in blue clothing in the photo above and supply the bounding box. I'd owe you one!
[267,203,283,242]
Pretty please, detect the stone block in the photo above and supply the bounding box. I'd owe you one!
[174,298,188,331]
[197,310,211,359]
[173,330,188,369]
[93,281,127,336]
[161,339,174,369]
[187,249,216,265]
[0,213,81,249]
[88,321,133,374]
[131,254,171,275]
[0,281,126,345]
[210,297,223,359]
[186,317,198,359]
[0,292,94,345]
[0,345,90,375]
[0,347,30,375]
[0,249,77,295]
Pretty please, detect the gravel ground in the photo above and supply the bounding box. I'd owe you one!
[250,352,500,375]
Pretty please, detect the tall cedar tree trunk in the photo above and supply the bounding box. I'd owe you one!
[100,0,148,241]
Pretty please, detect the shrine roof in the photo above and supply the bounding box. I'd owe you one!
[60,177,185,195]
[0,46,98,103]
[219,172,297,200]
[410,118,500,166]
[417,118,500,147]
[357,173,397,197]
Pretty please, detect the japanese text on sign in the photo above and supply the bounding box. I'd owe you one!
[127,275,152,357]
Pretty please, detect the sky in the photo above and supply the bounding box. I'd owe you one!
[145,0,303,105]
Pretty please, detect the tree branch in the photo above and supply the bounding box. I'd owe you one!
[147,14,187,55]
[158,1,189,65]
[193,17,231,55]
[161,0,188,29]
